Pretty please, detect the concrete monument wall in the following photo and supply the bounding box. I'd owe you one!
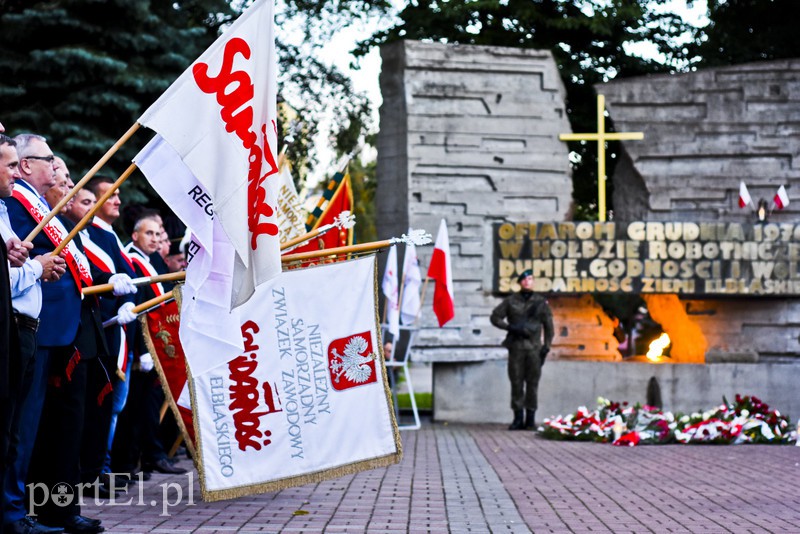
[377,43,800,423]
[378,40,581,364]
[603,59,800,222]
[603,60,800,362]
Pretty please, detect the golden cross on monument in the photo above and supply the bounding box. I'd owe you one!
[559,94,644,222]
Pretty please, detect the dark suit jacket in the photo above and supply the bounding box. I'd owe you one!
[86,223,136,360]
[0,239,18,399]
[5,196,111,356]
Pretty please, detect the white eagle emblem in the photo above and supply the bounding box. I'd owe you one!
[329,336,377,384]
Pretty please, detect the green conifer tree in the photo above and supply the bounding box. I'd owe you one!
[0,0,233,202]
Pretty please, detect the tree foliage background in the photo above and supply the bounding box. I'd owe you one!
[0,0,387,216]
[1,0,796,227]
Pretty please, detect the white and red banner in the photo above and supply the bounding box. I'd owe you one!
[775,185,790,209]
[427,219,454,327]
[138,0,281,308]
[188,256,401,500]
[738,181,752,208]
[135,136,243,375]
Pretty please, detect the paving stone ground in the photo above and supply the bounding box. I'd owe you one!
[81,422,800,533]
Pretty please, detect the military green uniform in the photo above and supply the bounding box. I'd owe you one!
[490,291,554,415]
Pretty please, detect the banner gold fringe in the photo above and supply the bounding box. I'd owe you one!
[140,286,198,463]
[188,255,403,502]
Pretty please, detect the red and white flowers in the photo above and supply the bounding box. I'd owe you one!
[540,395,795,446]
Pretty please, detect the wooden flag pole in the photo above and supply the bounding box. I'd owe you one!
[280,226,328,251]
[83,271,186,296]
[52,163,137,256]
[282,230,432,264]
[281,239,394,263]
[103,290,174,328]
[280,212,355,251]
[133,291,173,314]
[25,122,141,242]
[159,399,170,423]
[276,145,288,172]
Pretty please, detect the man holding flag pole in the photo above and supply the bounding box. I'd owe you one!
[4,134,138,533]
[2,0,444,505]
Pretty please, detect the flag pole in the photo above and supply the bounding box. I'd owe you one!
[103,290,174,328]
[414,277,431,325]
[83,271,186,296]
[280,211,355,251]
[25,122,141,242]
[281,240,394,262]
[281,230,432,263]
[51,163,137,256]
[133,292,174,314]
[276,145,288,172]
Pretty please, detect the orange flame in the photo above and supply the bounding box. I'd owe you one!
[646,333,670,362]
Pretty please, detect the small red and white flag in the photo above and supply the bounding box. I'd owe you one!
[427,219,454,327]
[774,185,790,209]
[738,181,752,208]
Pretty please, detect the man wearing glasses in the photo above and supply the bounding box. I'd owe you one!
[3,134,108,533]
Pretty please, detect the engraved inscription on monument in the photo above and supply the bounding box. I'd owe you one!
[494,221,800,296]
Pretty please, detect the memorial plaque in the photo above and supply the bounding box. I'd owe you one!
[494,221,800,296]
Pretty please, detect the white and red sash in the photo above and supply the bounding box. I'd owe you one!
[93,218,136,273]
[125,245,164,296]
[81,230,116,274]
[12,184,92,290]
[117,325,129,377]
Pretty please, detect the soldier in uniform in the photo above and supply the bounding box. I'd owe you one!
[490,270,554,430]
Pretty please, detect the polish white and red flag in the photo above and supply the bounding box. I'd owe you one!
[135,0,279,374]
[774,185,790,209]
[137,0,281,308]
[738,181,752,208]
[427,219,454,327]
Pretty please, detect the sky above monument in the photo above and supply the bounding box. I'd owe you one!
[306,0,710,183]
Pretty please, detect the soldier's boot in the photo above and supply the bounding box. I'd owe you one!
[524,410,536,430]
[508,410,524,431]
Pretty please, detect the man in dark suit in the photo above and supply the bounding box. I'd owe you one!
[66,180,137,496]
[113,214,187,480]
[4,134,134,533]
[2,134,68,534]
[0,133,22,533]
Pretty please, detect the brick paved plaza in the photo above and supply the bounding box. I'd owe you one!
[83,422,800,533]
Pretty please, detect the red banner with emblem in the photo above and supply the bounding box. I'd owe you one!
[141,300,196,455]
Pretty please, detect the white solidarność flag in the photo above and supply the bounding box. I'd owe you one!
[427,219,454,327]
[382,246,400,340]
[400,233,422,325]
[135,137,243,375]
[138,0,281,308]
[190,256,401,500]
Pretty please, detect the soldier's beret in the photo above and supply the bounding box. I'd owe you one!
[517,269,533,282]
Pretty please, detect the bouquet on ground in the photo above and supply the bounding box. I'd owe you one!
[673,394,792,445]
[540,395,794,446]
